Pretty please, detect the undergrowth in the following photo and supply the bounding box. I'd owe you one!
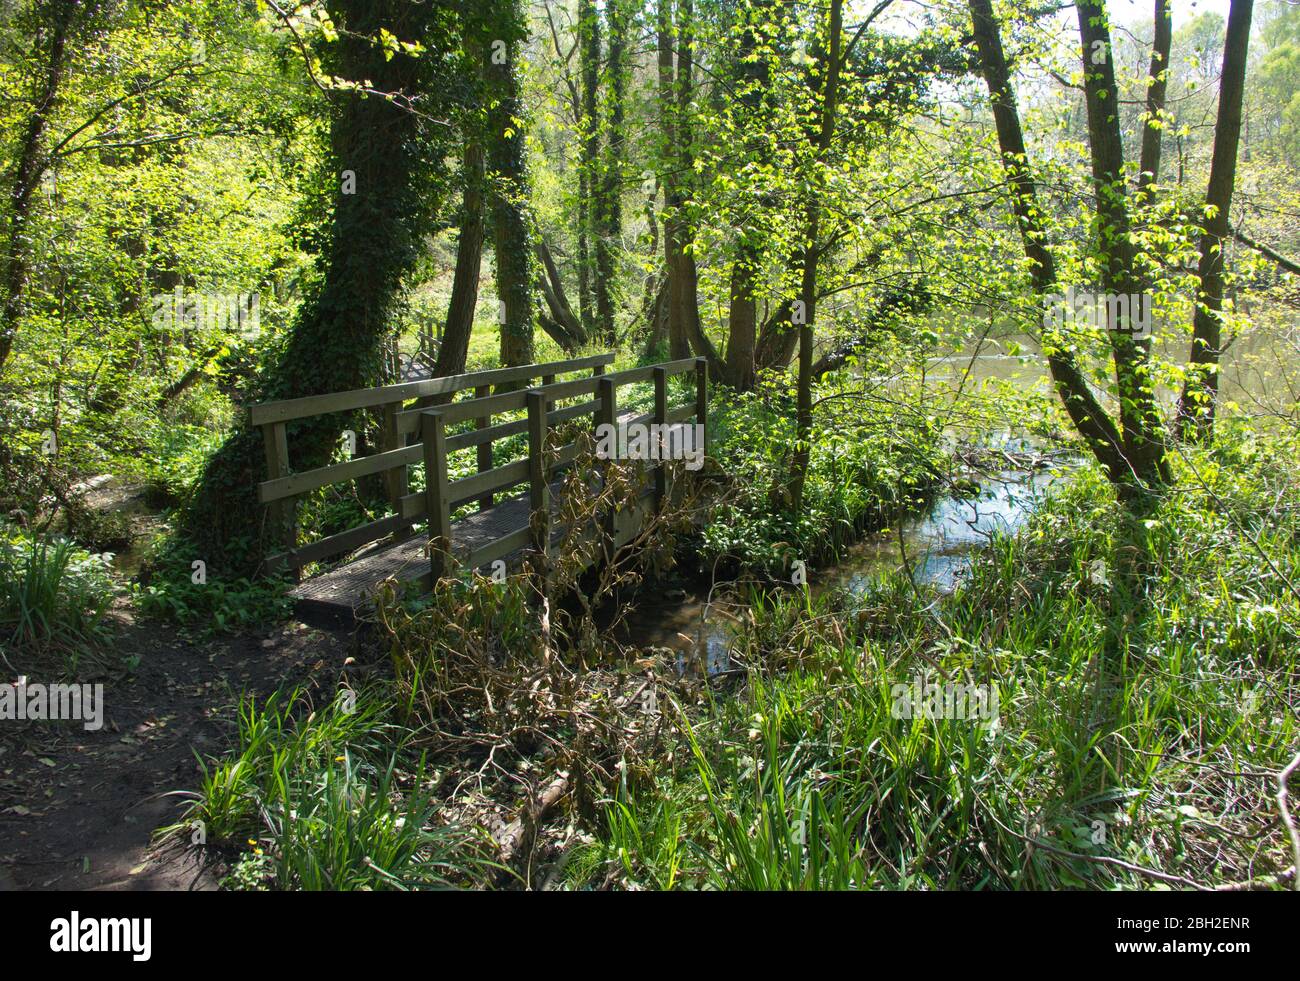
[572,432,1300,890]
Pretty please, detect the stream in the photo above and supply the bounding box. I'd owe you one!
[619,460,1061,675]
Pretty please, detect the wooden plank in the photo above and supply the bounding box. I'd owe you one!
[444,398,602,454]
[397,489,425,519]
[597,376,616,434]
[448,416,527,452]
[551,398,603,427]
[260,422,294,555]
[529,374,599,404]
[604,357,696,387]
[597,376,617,542]
[695,357,708,454]
[668,403,695,424]
[422,410,451,580]
[266,510,414,572]
[393,361,697,436]
[381,402,410,543]
[447,459,529,507]
[396,388,529,433]
[466,526,532,571]
[249,353,615,425]
[591,362,606,427]
[259,442,422,504]
[443,399,619,454]
[549,441,581,472]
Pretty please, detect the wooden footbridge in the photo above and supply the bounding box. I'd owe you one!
[251,353,707,622]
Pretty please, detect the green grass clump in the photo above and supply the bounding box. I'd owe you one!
[0,523,116,674]
[132,532,292,634]
[175,686,492,890]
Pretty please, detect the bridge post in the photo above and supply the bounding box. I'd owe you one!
[381,401,410,542]
[525,390,550,573]
[542,373,555,415]
[474,384,493,511]
[591,363,607,429]
[260,421,297,573]
[653,366,669,510]
[421,409,451,581]
[695,357,708,456]
[597,375,618,544]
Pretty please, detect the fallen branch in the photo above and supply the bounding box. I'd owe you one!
[1234,229,1300,277]
[1214,867,1295,892]
[496,770,571,868]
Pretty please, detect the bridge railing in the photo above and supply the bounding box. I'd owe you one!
[419,357,707,578]
[251,353,615,574]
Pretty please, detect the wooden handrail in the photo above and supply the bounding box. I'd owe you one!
[248,353,615,426]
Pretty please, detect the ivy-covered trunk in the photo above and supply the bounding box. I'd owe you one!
[487,0,536,370]
[181,0,455,573]
[0,0,83,377]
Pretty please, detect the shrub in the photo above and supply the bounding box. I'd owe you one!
[132,533,292,633]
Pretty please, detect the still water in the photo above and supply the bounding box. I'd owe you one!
[620,461,1060,673]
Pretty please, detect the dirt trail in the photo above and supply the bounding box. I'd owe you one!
[0,606,354,890]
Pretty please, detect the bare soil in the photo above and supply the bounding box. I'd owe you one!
[0,604,356,891]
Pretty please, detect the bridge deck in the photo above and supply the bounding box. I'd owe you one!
[290,475,658,626]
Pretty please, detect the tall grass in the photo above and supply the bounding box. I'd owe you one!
[577,435,1300,890]
[0,524,115,672]
[176,687,493,890]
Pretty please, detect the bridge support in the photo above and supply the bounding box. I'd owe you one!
[525,390,551,581]
[421,409,451,581]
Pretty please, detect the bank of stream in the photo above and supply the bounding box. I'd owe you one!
[619,450,1064,675]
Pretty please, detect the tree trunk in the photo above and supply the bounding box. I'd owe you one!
[579,0,606,342]
[725,252,758,390]
[657,0,691,361]
[576,169,592,335]
[1177,0,1254,442]
[664,0,723,374]
[755,295,799,370]
[720,0,777,392]
[432,140,486,379]
[787,0,842,515]
[594,0,628,346]
[1137,0,1172,196]
[535,238,587,350]
[1074,0,1169,495]
[488,0,536,369]
[0,0,80,376]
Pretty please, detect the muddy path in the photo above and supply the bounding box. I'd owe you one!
[0,605,356,891]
